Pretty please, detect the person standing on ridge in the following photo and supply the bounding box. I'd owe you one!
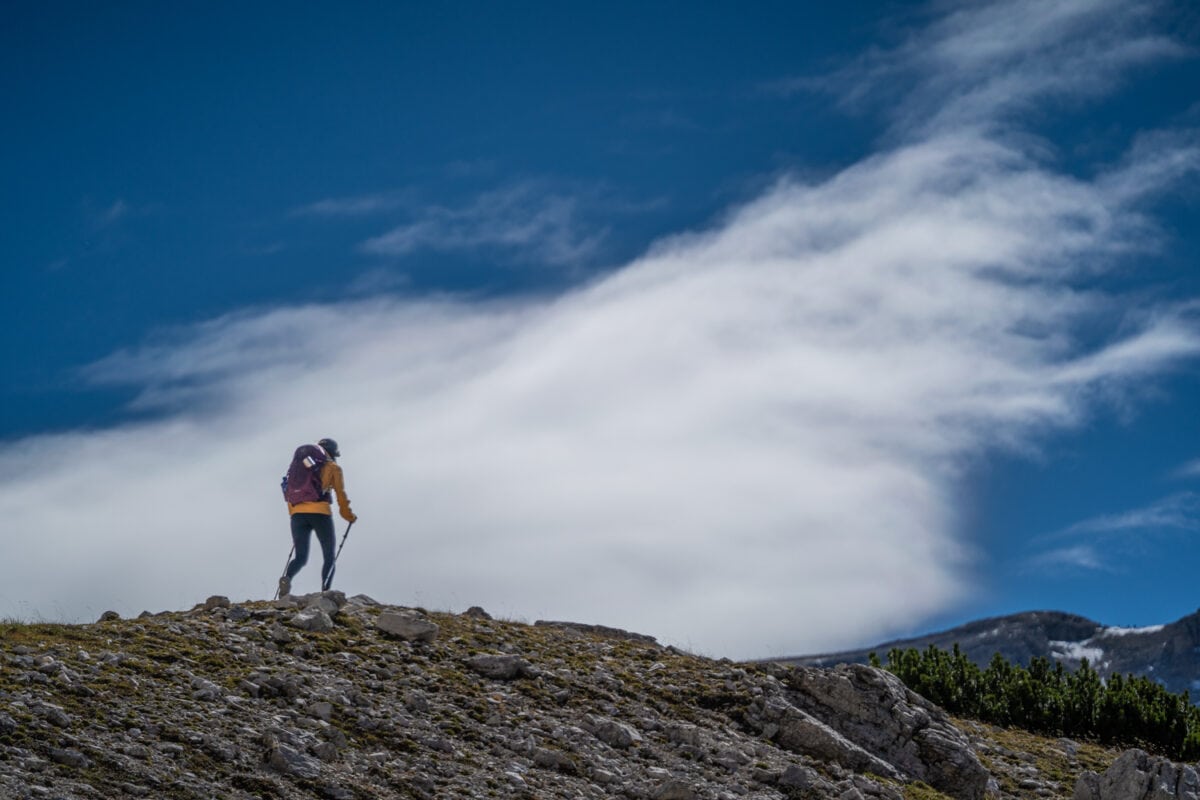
[279,438,357,596]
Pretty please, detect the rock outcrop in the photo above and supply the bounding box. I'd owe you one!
[1074,749,1200,800]
[0,593,1190,799]
[757,663,991,799]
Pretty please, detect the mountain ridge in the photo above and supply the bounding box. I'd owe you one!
[778,608,1200,698]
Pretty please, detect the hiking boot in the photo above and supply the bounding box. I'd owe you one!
[277,576,291,597]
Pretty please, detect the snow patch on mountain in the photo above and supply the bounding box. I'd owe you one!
[1098,625,1165,637]
[1049,640,1105,663]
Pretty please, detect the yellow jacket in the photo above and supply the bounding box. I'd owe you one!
[287,460,356,522]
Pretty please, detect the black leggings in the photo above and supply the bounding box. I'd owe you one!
[286,513,336,589]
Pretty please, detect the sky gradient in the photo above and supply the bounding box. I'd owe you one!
[4,1,1200,657]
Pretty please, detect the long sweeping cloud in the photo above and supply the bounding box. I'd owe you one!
[5,0,1199,656]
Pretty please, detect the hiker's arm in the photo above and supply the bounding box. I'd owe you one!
[324,462,357,523]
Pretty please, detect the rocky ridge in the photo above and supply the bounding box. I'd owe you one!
[0,593,1196,799]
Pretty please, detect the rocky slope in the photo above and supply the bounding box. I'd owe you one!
[782,610,1200,698]
[0,593,1197,799]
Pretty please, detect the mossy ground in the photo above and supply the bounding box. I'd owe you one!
[964,719,1121,799]
[902,782,954,799]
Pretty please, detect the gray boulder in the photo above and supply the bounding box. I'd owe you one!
[49,747,90,768]
[1074,749,1200,800]
[753,664,989,800]
[778,764,835,795]
[532,747,578,774]
[302,595,341,617]
[769,699,902,780]
[653,779,697,800]
[266,742,321,779]
[191,677,224,701]
[291,607,334,632]
[586,716,642,749]
[466,653,538,681]
[376,611,439,642]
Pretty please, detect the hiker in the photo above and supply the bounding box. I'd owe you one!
[279,438,357,596]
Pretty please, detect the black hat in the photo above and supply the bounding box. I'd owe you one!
[318,438,340,458]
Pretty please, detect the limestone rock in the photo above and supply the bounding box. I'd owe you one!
[204,737,239,762]
[1074,749,1200,800]
[654,779,697,800]
[375,611,439,642]
[466,653,538,681]
[533,747,578,774]
[49,747,89,768]
[291,607,335,632]
[267,742,321,779]
[312,741,339,762]
[34,703,72,728]
[778,664,989,800]
[190,676,224,701]
[779,763,833,794]
[587,716,642,749]
[303,595,341,617]
[297,591,346,615]
[769,700,902,780]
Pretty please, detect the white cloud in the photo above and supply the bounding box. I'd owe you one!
[95,199,129,228]
[292,192,408,218]
[813,0,1190,138]
[360,182,607,268]
[1175,459,1200,479]
[1057,492,1200,537]
[85,198,135,233]
[3,0,1199,657]
[1029,545,1109,573]
[1028,492,1200,573]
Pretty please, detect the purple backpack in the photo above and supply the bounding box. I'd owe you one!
[281,444,330,504]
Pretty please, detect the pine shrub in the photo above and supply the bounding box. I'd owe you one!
[883,645,1200,761]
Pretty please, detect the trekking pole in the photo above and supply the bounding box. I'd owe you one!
[323,521,354,592]
[274,545,295,600]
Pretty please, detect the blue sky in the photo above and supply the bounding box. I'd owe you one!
[3,1,1200,657]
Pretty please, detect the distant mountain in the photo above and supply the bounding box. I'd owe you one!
[778,609,1200,698]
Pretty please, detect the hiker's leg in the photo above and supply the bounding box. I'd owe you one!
[286,515,314,579]
[315,515,336,590]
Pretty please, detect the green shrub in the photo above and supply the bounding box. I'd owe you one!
[884,645,1200,761]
